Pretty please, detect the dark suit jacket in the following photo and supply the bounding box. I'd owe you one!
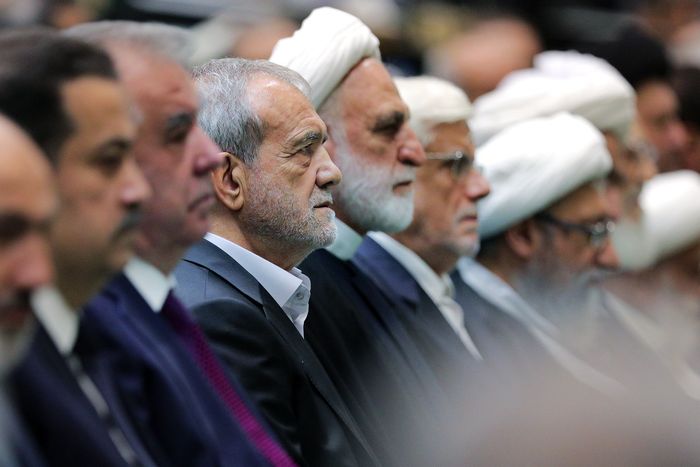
[175,239,379,467]
[10,325,135,467]
[301,249,451,467]
[82,273,272,467]
[353,236,482,403]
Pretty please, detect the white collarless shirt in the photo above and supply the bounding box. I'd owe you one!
[368,232,483,360]
[123,257,176,313]
[205,233,311,337]
[325,218,363,260]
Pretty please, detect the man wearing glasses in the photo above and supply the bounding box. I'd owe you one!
[354,76,511,404]
[455,112,644,394]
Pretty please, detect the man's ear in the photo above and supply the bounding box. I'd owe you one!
[505,218,541,261]
[212,152,247,212]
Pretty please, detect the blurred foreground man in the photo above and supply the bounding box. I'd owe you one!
[0,116,55,467]
[68,22,291,467]
[175,58,377,467]
[271,8,451,466]
[0,30,154,466]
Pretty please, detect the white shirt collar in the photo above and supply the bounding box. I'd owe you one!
[325,218,363,260]
[123,257,177,313]
[368,232,483,359]
[205,232,311,335]
[31,286,79,356]
[368,231,453,304]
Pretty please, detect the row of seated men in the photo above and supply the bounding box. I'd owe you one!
[1,6,700,467]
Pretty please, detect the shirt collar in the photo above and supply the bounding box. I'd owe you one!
[325,218,363,260]
[31,286,79,356]
[205,232,305,309]
[123,257,177,312]
[368,231,454,303]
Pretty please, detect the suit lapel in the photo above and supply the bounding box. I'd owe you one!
[184,241,375,457]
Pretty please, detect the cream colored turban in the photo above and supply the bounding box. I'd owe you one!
[269,7,380,109]
[471,50,636,146]
[613,171,700,270]
[476,112,613,239]
[394,75,472,146]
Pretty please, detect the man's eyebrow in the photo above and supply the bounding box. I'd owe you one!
[291,130,324,149]
[164,112,195,132]
[372,111,406,131]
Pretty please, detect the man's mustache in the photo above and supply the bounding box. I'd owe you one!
[112,207,142,240]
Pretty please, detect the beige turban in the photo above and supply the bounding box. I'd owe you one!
[476,112,613,239]
[269,7,380,109]
[613,171,700,270]
[470,50,636,146]
[394,75,472,146]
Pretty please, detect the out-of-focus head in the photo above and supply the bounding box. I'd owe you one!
[476,114,615,311]
[391,76,489,274]
[66,21,223,269]
[424,16,541,101]
[634,79,688,173]
[613,171,700,296]
[471,50,652,229]
[0,29,149,308]
[672,66,700,173]
[270,7,426,235]
[195,58,341,269]
[0,116,55,375]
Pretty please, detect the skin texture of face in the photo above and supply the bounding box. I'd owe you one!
[215,75,341,271]
[635,80,688,173]
[0,118,56,375]
[393,121,490,275]
[604,131,657,222]
[50,76,150,308]
[323,58,426,235]
[513,181,618,322]
[111,49,222,273]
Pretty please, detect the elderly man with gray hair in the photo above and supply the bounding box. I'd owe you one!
[173,57,381,467]
[66,22,290,467]
[270,8,453,467]
[354,76,542,401]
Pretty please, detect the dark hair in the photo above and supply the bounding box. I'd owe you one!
[0,28,117,164]
[673,66,700,128]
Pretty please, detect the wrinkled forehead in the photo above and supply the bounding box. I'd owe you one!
[548,180,609,220]
[251,75,324,136]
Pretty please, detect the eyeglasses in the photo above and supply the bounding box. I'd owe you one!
[426,150,482,179]
[534,212,615,249]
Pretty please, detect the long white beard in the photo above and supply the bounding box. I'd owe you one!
[332,146,415,233]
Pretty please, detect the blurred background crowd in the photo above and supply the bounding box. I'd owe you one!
[2,0,700,466]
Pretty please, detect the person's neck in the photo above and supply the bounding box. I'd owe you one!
[135,234,184,276]
[390,232,456,276]
[54,268,104,311]
[210,223,305,272]
[335,212,367,236]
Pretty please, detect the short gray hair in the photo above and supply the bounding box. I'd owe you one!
[193,58,310,165]
[64,20,193,67]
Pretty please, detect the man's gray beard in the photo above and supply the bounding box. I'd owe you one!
[332,146,415,234]
[243,169,337,251]
[513,254,600,330]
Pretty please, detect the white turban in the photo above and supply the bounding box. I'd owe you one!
[269,7,380,109]
[613,171,700,270]
[394,75,472,146]
[471,50,636,146]
[476,112,613,239]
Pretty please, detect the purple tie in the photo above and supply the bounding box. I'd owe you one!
[160,291,296,467]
